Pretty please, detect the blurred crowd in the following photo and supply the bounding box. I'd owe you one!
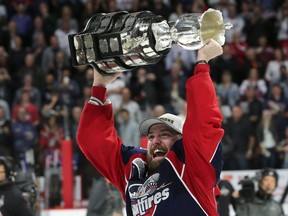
[1,0,288,210]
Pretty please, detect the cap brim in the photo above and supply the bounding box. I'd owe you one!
[139,118,181,135]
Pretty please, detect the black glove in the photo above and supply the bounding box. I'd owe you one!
[130,158,147,181]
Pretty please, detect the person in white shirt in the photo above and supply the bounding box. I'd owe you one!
[240,68,267,100]
[265,48,288,84]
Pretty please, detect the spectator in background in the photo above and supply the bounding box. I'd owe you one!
[152,104,166,118]
[37,2,57,44]
[160,59,187,114]
[31,33,46,68]
[276,126,288,168]
[212,0,234,18]
[107,0,118,13]
[41,90,62,119]
[223,3,245,44]
[265,83,287,117]
[10,2,33,47]
[277,5,288,58]
[40,72,58,102]
[117,87,142,125]
[53,50,70,81]
[76,85,91,107]
[79,1,103,28]
[276,64,288,99]
[216,69,240,107]
[41,35,60,74]
[228,31,248,66]
[17,53,44,88]
[82,67,96,90]
[11,106,38,165]
[255,35,274,66]
[265,48,288,84]
[0,106,12,156]
[266,83,288,136]
[71,65,90,91]
[168,2,184,22]
[242,47,266,82]
[0,67,13,107]
[223,105,255,170]
[56,5,78,32]
[210,44,241,84]
[151,0,171,20]
[240,86,263,138]
[256,109,279,168]
[0,16,10,52]
[70,105,82,152]
[6,20,17,51]
[12,90,40,127]
[56,67,80,110]
[0,46,8,69]
[129,0,140,13]
[217,94,232,124]
[243,4,267,47]
[239,68,267,100]
[0,98,10,122]
[106,75,125,113]
[177,101,187,121]
[13,73,41,109]
[165,45,196,72]
[115,0,132,10]
[129,67,157,111]
[138,0,150,11]
[238,1,252,23]
[188,0,208,13]
[0,1,7,22]
[31,16,44,48]
[8,35,27,84]
[54,19,76,57]
[39,114,64,172]
[117,108,140,148]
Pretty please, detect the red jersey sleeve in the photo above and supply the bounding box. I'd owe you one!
[183,63,224,190]
[76,86,126,194]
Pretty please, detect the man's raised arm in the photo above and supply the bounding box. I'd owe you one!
[76,70,126,191]
[183,39,224,183]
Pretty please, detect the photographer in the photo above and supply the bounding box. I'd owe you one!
[0,156,34,216]
[234,168,283,216]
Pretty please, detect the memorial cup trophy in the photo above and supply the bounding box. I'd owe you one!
[68,8,232,75]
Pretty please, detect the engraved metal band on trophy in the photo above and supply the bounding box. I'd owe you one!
[68,8,232,75]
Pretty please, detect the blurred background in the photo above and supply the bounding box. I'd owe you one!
[1,0,288,215]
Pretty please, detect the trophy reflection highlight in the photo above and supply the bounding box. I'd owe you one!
[68,8,232,75]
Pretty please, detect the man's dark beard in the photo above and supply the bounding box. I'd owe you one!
[146,153,162,173]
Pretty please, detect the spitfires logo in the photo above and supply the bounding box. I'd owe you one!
[128,173,171,216]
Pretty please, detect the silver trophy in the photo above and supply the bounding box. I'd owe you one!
[68,8,232,75]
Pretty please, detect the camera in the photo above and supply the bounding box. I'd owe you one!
[238,176,256,203]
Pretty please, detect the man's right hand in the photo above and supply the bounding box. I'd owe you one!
[197,39,223,63]
[93,67,122,87]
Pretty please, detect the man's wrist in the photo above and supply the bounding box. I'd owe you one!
[194,60,208,66]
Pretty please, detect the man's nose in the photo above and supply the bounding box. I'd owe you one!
[152,135,162,145]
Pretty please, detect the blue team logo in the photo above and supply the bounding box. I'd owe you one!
[128,173,171,216]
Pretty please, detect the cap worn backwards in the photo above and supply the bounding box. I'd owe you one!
[139,113,184,136]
